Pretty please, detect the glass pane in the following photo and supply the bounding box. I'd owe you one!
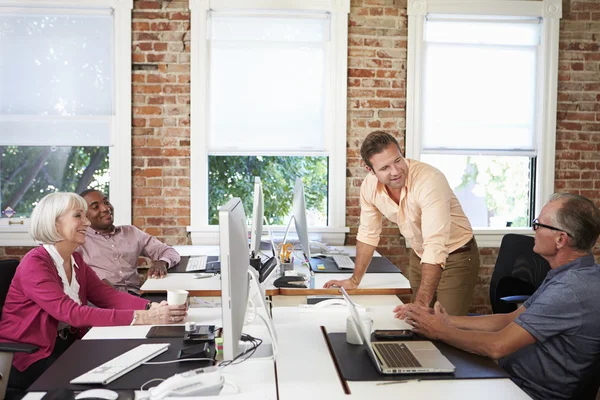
[211,13,329,42]
[209,15,326,152]
[422,43,537,152]
[425,19,540,46]
[420,154,532,228]
[0,118,111,146]
[208,155,328,226]
[0,146,109,218]
[0,12,113,115]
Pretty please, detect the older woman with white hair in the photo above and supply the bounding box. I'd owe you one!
[0,192,187,391]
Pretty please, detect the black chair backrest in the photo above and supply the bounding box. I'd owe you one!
[490,234,551,314]
[0,259,19,319]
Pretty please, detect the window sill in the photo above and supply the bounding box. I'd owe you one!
[473,227,534,247]
[0,225,36,247]
[403,227,533,250]
[187,226,350,246]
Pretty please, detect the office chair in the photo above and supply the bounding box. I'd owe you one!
[0,259,37,400]
[489,234,551,314]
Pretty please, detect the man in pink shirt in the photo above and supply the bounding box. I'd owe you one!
[77,189,181,294]
[324,131,480,315]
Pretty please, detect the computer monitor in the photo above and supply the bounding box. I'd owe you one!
[218,197,250,361]
[292,177,311,260]
[249,177,264,258]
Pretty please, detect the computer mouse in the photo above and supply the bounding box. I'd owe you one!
[74,388,119,400]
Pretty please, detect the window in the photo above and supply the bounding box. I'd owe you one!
[406,0,562,246]
[189,0,350,245]
[0,1,132,246]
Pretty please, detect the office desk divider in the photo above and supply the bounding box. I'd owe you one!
[29,338,215,391]
[309,256,401,273]
[326,332,509,382]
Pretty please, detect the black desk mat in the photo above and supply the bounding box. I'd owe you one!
[327,332,509,381]
[310,256,401,273]
[30,338,214,391]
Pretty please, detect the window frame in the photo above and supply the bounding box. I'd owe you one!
[406,0,562,247]
[189,0,350,245]
[0,0,132,246]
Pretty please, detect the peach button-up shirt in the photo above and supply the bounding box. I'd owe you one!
[356,159,473,268]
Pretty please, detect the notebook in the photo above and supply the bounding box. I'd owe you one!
[340,287,455,375]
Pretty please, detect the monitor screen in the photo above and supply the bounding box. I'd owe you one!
[249,177,264,258]
[292,177,311,260]
[218,197,250,361]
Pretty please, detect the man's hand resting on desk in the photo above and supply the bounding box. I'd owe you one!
[392,300,431,319]
[133,302,187,325]
[147,260,168,279]
[394,301,450,340]
[323,276,360,290]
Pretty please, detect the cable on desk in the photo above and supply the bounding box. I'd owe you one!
[140,377,165,392]
[144,357,215,365]
[219,333,263,369]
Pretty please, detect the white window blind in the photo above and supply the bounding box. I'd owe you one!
[208,12,329,153]
[0,11,114,146]
[421,18,540,155]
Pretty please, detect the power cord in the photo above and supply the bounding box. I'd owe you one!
[219,333,263,368]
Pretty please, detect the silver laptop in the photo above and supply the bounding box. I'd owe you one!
[340,287,455,375]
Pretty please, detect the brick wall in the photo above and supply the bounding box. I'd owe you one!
[1,0,599,314]
[131,0,191,246]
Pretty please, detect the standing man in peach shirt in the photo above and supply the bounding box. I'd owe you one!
[324,131,480,316]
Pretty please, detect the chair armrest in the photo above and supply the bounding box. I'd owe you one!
[0,343,38,354]
[500,295,531,304]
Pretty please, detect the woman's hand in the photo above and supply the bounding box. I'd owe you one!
[134,302,187,325]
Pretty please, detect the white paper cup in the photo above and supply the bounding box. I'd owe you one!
[346,315,373,345]
[167,289,189,305]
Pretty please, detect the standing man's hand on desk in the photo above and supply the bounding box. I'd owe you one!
[323,240,376,289]
[132,302,187,325]
[147,260,168,279]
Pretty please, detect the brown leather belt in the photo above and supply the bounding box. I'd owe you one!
[450,237,475,255]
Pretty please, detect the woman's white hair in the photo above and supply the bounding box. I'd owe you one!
[29,192,88,244]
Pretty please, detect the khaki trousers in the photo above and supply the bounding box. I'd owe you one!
[409,239,480,316]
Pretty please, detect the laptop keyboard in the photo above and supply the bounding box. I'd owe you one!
[372,342,422,369]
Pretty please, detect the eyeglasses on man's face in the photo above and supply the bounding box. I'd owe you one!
[532,218,572,237]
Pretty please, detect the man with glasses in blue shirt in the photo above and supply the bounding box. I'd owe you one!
[398,193,600,400]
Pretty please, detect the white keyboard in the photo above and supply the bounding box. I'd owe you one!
[185,256,207,272]
[333,255,355,270]
[70,343,170,385]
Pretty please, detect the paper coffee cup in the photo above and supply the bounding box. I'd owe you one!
[346,315,373,345]
[167,289,189,305]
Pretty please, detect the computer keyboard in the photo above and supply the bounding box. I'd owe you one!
[70,343,170,385]
[186,256,207,272]
[333,255,355,270]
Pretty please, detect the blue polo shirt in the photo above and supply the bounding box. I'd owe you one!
[499,254,600,400]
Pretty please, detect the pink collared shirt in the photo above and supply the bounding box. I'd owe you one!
[77,225,180,292]
[357,159,473,267]
[0,247,148,371]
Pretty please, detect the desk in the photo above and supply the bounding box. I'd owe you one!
[171,245,381,258]
[142,245,410,299]
[140,273,280,297]
[272,307,530,400]
[23,307,277,400]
